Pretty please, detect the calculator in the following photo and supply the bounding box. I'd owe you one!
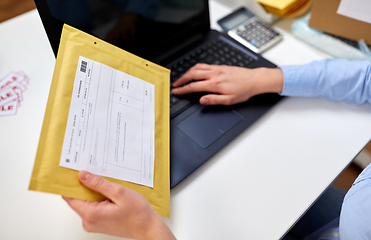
[217,7,282,53]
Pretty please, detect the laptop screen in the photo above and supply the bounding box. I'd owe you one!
[36,0,209,62]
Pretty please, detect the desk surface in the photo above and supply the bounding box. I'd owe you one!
[1,1,371,240]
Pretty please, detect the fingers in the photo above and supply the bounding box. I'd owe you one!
[63,171,124,219]
[172,79,219,95]
[78,171,125,203]
[62,196,98,220]
[172,63,214,88]
[63,197,86,214]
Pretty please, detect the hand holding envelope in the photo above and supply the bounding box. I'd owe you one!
[63,171,176,240]
[29,24,171,218]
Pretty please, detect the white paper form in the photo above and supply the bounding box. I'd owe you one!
[337,0,371,24]
[60,56,155,187]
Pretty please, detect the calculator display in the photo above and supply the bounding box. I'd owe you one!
[222,13,252,31]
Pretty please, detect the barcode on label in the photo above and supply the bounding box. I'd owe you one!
[66,158,70,163]
[80,61,87,73]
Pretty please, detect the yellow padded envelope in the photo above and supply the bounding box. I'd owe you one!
[256,0,310,16]
[29,24,170,218]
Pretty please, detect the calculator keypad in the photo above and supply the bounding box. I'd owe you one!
[232,18,280,51]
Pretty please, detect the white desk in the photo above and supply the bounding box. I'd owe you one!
[1,1,371,240]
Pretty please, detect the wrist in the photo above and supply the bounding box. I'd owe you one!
[257,67,284,94]
[137,213,175,240]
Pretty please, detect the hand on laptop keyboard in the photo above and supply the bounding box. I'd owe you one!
[168,38,258,117]
[172,63,284,106]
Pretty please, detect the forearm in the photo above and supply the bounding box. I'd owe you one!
[280,59,371,104]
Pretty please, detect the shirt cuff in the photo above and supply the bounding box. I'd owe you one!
[279,65,318,98]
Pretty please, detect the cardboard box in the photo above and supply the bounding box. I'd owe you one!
[309,0,371,45]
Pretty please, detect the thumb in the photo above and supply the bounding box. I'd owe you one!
[200,94,234,106]
[78,171,123,203]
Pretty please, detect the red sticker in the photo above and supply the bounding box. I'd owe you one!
[0,71,29,116]
[0,100,18,116]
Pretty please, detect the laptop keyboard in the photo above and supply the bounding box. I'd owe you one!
[169,38,256,118]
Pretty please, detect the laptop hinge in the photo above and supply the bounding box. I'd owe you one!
[153,33,204,64]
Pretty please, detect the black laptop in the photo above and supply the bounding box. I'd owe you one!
[34,0,282,188]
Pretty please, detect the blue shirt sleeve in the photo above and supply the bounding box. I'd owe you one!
[280,59,371,104]
[339,163,371,239]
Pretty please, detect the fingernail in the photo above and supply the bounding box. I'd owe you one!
[203,98,208,105]
[82,171,91,181]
